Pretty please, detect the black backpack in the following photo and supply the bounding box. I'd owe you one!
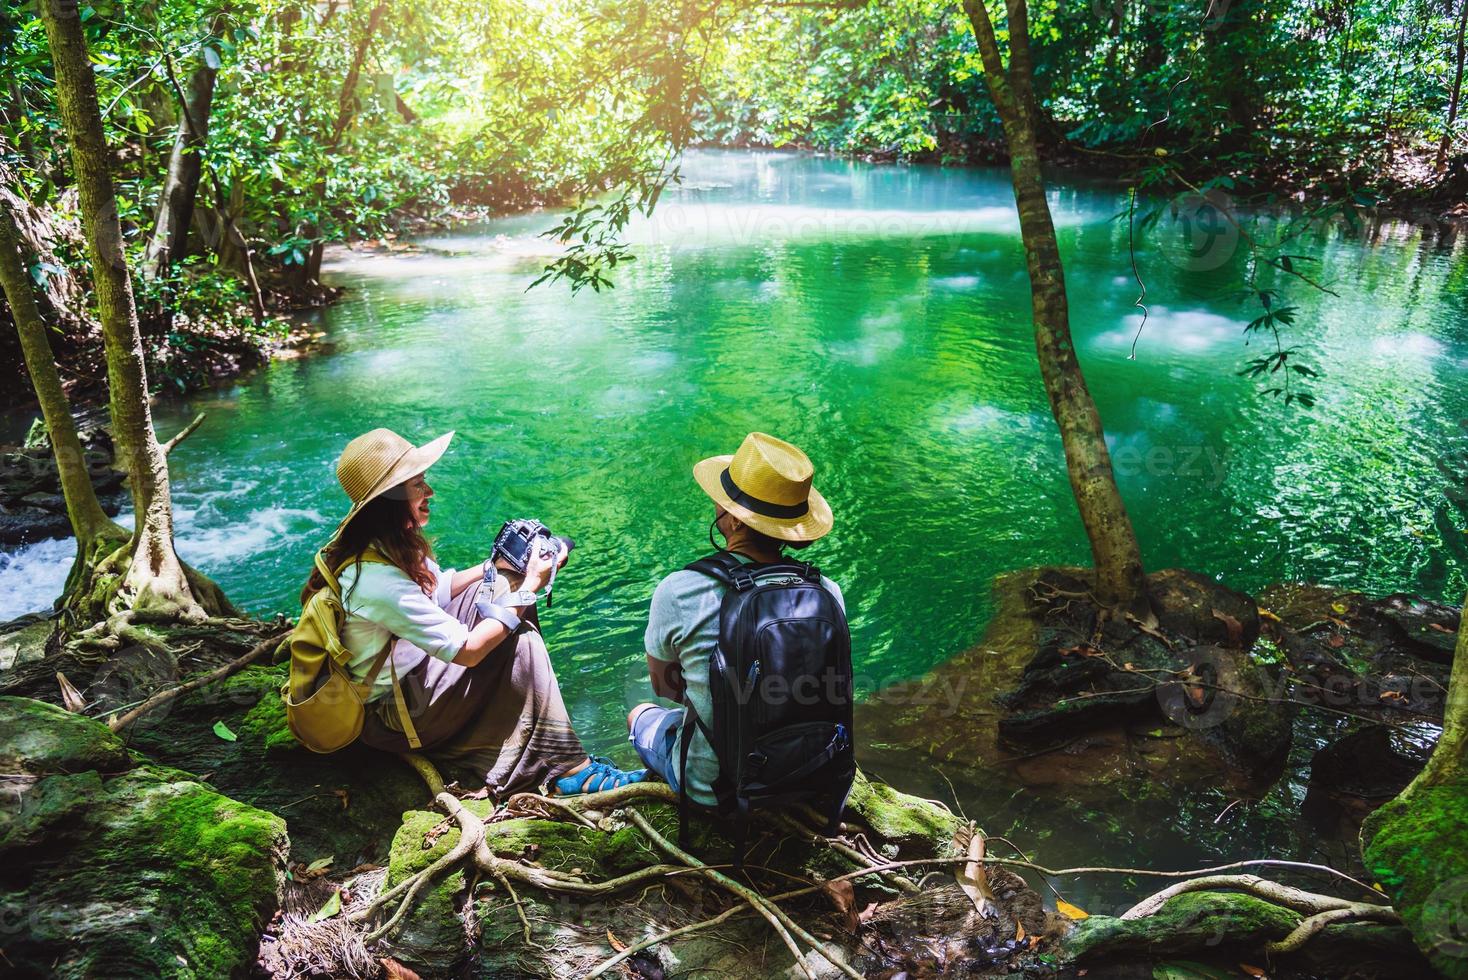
[676,551,856,865]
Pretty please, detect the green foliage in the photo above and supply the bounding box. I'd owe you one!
[699,0,1466,193]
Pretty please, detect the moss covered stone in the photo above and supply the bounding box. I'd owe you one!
[384,807,471,967]
[1064,891,1301,961]
[846,770,962,854]
[1363,771,1468,979]
[122,661,427,866]
[1064,890,1429,977]
[0,698,286,978]
[0,694,132,775]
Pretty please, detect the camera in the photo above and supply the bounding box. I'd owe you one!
[492,519,573,575]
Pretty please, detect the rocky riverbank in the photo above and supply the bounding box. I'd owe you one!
[0,565,1454,978]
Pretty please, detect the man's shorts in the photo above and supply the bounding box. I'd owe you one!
[628,704,683,793]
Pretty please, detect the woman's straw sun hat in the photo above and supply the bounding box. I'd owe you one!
[693,432,832,541]
[335,428,454,529]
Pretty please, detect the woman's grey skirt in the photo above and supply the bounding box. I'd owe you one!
[359,584,585,798]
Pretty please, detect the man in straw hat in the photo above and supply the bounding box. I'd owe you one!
[627,432,845,806]
[303,427,647,796]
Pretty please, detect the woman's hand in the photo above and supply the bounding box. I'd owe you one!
[520,542,556,593]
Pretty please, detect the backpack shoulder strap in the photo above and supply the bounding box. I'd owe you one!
[682,552,755,591]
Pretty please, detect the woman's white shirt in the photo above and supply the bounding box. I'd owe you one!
[337,557,467,701]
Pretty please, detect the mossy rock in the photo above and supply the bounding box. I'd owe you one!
[0,614,52,671]
[378,777,983,977]
[383,807,473,968]
[1064,891,1427,977]
[0,698,286,978]
[846,769,962,855]
[0,695,132,775]
[1363,771,1468,979]
[123,662,427,867]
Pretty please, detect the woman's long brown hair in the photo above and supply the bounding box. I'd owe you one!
[301,493,436,604]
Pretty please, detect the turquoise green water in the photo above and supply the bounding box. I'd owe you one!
[35,151,1468,716]
[4,152,1466,858]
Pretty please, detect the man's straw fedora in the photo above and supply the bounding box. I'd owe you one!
[693,432,832,542]
[334,428,453,530]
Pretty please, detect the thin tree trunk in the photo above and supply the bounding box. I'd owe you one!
[1437,0,1468,172]
[143,37,220,279]
[38,0,223,623]
[2,81,37,166]
[330,1,388,146]
[1361,593,1468,973]
[0,187,128,599]
[291,0,387,291]
[960,0,1146,607]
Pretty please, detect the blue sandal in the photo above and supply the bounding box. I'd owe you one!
[553,756,648,795]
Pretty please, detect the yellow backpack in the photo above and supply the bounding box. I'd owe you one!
[283,548,422,753]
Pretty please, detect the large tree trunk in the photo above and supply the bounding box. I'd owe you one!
[143,40,221,279]
[1361,594,1468,978]
[0,185,129,599]
[959,0,1146,607]
[1438,0,1468,173]
[38,0,229,625]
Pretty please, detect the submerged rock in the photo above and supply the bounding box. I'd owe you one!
[1303,725,1432,837]
[0,696,287,977]
[859,566,1293,807]
[1257,582,1457,722]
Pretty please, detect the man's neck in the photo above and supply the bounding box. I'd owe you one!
[722,526,782,564]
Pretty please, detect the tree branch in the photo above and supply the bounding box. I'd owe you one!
[107,629,287,731]
[161,412,205,456]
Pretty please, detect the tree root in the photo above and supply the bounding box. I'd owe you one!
[1267,903,1403,953]
[107,629,288,731]
[1121,873,1375,919]
[348,753,1401,975]
[1120,873,1401,957]
[358,790,483,944]
[623,807,862,980]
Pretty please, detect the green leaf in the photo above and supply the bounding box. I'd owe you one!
[310,890,342,922]
[212,720,237,742]
[1152,961,1235,980]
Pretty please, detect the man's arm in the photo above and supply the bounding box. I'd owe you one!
[645,575,688,702]
[647,654,684,702]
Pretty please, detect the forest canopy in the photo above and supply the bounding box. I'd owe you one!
[1,0,1463,402]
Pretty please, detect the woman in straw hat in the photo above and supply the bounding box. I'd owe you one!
[302,427,646,796]
[627,431,844,804]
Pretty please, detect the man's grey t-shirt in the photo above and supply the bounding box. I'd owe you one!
[644,554,846,806]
